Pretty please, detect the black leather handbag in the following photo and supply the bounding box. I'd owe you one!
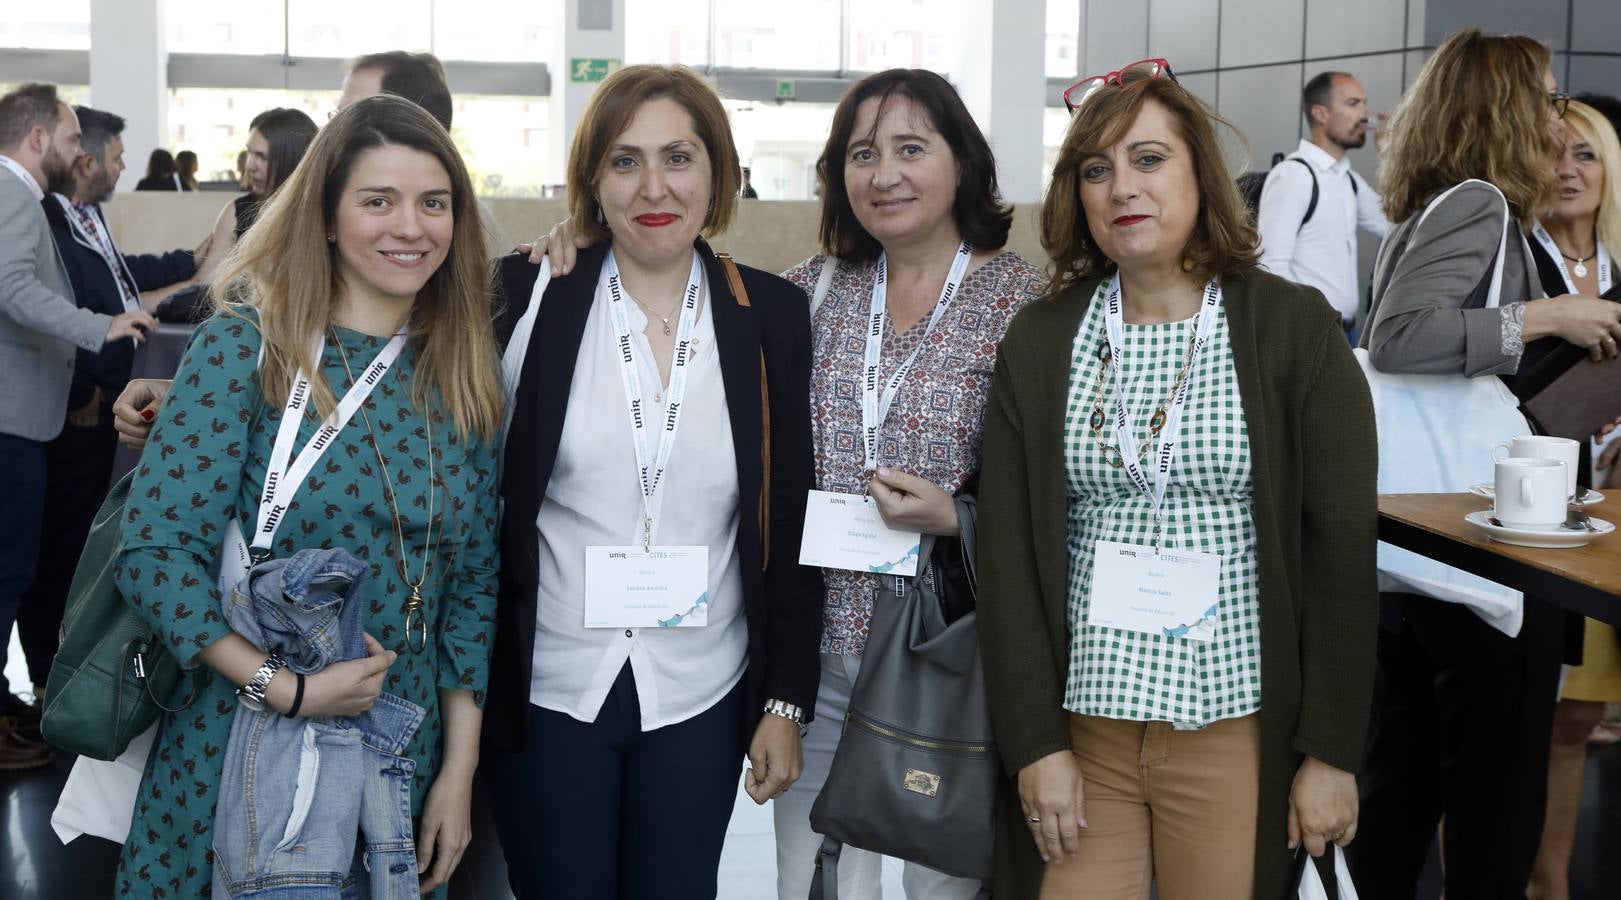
[809,494,997,897]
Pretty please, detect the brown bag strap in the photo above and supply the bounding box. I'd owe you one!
[716,253,771,570]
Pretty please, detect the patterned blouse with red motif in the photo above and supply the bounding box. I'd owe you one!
[782,250,1048,654]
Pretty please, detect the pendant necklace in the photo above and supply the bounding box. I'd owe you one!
[1086,318,1201,468]
[630,294,676,335]
[1562,249,1596,279]
[334,331,443,653]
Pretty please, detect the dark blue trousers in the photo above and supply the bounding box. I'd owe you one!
[485,663,746,900]
[0,433,47,697]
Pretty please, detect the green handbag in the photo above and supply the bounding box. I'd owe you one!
[40,470,204,761]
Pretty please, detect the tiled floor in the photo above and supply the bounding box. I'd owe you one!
[3,627,1616,898]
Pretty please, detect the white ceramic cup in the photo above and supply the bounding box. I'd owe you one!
[1492,435,1581,500]
[1493,457,1568,527]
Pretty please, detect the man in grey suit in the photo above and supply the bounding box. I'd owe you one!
[0,83,155,769]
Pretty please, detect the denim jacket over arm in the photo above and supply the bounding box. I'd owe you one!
[212,548,426,900]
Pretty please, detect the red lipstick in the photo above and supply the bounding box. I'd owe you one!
[635,213,678,227]
[1113,214,1149,226]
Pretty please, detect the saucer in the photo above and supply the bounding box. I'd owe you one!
[1469,483,1604,505]
[1464,510,1615,549]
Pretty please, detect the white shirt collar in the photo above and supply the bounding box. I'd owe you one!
[1295,139,1350,175]
[0,154,44,201]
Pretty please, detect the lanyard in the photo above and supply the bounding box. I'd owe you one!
[1100,273,1222,539]
[52,195,141,313]
[252,332,407,555]
[861,240,973,471]
[604,249,704,549]
[1530,221,1614,295]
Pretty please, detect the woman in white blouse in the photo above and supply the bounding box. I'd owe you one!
[480,65,823,899]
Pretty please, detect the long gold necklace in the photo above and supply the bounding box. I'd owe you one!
[333,330,439,653]
[1085,318,1201,468]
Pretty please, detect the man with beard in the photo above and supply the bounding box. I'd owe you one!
[0,84,155,770]
[1258,71,1392,342]
[5,106,205,753]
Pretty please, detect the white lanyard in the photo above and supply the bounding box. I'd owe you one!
[861,240,973,471]
[52,195,140,314]
[1531,221,1614,295]
[604,249,704,549]
[252,331,407,554]
[1100,273,1222,531]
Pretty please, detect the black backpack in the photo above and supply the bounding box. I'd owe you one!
[1237,152,1357,228]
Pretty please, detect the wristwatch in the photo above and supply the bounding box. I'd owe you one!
[763,698,809,737]
[236,652,287,712]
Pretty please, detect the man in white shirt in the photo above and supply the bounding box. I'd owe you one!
[1258,71,1391,341]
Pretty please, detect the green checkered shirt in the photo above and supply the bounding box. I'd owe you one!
[1061,297,1263,729]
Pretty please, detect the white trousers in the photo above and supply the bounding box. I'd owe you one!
[773,652,984,900]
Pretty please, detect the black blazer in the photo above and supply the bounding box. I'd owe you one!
[41,196,196,409]
[484,240,824,752]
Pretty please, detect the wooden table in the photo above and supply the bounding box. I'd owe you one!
[1377,492,1621,626]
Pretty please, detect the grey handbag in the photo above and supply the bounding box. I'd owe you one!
[808,494,997,898]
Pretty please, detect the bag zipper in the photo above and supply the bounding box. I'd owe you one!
[844,710,991,754]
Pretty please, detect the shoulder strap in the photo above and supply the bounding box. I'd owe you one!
[1291,157,1320,227]
[499,259,551,450]
[810,254,838,318]
[716,252,772,571]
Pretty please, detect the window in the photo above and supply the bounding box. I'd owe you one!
[0,84,90,106]
[1046,0,1080,79]
[167,88,336,185]
[847,0,962,73]
[166,1,283,55]
[713,0,840,70]
[0,3,91,51]
[167,87,551,197]
[286,0,432,58]
[453,94,550,197]
[624,0,709,66]
[433,0,557,63]
[1042,105,1072,187]
[726,99,836,201]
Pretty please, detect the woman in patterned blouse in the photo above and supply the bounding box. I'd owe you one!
[975,62,1378,899]
[529,67,1047,900]
[113,96,504,898]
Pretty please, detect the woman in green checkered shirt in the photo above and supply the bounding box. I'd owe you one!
[975,63,1379,899]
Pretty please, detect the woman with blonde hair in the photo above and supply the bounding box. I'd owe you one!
[114,94,502,898]
[1525,99,1621,900]
[976,59,1377,899]
[1352,31,1621,900]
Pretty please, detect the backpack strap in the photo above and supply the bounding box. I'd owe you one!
[1291,157,1320,227]
[715,252,772,571]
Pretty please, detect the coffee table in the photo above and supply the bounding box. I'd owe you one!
[1377,492,1621,626]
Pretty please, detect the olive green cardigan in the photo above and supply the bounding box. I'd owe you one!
[976,267,1379,900]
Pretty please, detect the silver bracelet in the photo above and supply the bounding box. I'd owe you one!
[236,652,286,712]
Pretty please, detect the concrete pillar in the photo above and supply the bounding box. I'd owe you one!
[955,0,1048,204]
[90,0,166,194]
[546,0,627,190]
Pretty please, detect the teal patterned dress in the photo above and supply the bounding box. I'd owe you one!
[112,313,500,898]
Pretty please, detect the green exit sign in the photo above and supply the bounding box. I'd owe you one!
[775,79,796,100]
[570,58,620,83]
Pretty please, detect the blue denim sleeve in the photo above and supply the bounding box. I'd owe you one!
[436,429,499,705]
[115,313,261,668]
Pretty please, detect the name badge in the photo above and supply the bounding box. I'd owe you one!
[1087,540,1220,642]
[584,546,710,629]
[798,490,922,576]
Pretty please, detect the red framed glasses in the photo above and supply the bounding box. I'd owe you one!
[1063,58,1177,112]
